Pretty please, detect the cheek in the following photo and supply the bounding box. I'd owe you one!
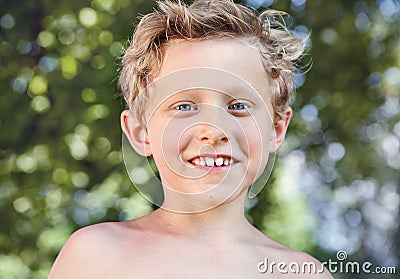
[173,124,193,153]
[238,118,271,158]
[147,118,189,173]
[158,116,197,154]
[242,124,271,182]
[148,116,184,149]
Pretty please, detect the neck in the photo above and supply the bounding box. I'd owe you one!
[150,191,253,242]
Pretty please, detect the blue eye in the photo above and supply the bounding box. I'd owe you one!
[228,103,247,110]
[175,104,196,111]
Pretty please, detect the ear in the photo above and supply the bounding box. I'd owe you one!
[269,106,292,153]
[121,110,152,156]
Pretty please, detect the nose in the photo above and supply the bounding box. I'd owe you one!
[196,124,229,144]
[192,102,232,145]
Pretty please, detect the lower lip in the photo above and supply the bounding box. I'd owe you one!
[189,163,235,173]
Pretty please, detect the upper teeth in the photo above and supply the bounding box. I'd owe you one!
[215,158,223,166]
[205,157,214,167]
[192,157,233,167]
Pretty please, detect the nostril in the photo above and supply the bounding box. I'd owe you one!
[197,124,229,143]
[200,136,229,143]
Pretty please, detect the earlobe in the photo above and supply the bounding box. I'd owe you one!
[120,110,152,156]
[269,107,292,153]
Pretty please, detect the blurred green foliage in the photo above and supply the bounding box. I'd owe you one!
[0,0,399,278]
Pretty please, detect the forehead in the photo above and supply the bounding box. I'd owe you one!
[157,38,270,96]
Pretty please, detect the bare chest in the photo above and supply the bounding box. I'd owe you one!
[108,242,270,278]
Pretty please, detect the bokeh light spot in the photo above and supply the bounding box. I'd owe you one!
[320,28,337,45]
[91,55,106,70]
[74,124,91,140]
[98,30,114,45]
[292,0,307,6]
[81,87,97,103]
[79,7,98,28]
[52,168,68,184]
[327,142,346,161]
[378,0,400,18]
[71,171,90,188]
[130,167,150,184]
[87,104,109,120]
[60,56,78,79]
[355,13,371,31]
[109,41,123,57]
[16,39,32,55]
[57,14,77,29]
[39,56,59,73]
[29,76,48,95]
[71,45,91,62]
[245,0,264,9]
[380,134,399,157]
[37,31,56,48]
[58,30,75,45]
[300,104,318,122]
[13,197,32,213]
[31,96,51,113]
[0,13,15,29]
[12,77,28,93]
[16,155,37,173]
[384,67,400,85]
[65,134,89,160]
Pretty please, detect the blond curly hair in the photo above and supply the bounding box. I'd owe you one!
[119,0,306,125]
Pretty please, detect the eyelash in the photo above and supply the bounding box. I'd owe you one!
[172,101,250,113]
[228,102,248,111]
[174,103,197,111]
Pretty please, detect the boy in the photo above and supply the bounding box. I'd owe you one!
[50,0,333,278]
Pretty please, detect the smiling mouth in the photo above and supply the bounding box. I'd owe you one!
[189,156,236,167]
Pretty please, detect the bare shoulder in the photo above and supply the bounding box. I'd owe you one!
[258,237,334,278]
[288,249,333,278]
[49,221,141,279]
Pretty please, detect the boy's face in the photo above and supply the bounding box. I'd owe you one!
[122,39,291,212]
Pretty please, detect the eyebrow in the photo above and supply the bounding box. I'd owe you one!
[180,85,266,100]
[158,87,265,108]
